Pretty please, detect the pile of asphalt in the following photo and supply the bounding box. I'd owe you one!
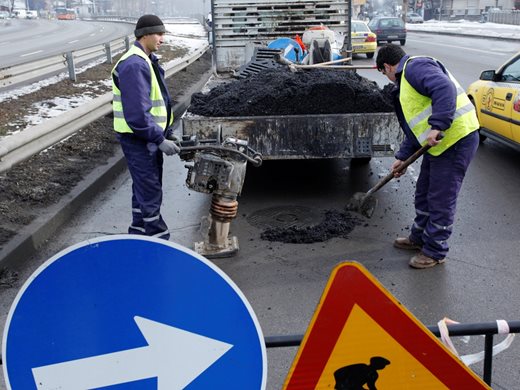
[260,210,361,243]
[189,68,394,117]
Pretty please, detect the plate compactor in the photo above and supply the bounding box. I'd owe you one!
[178,134,262,258]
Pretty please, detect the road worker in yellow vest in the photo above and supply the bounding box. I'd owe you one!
[376,44,479,269]
[112,14,177,240]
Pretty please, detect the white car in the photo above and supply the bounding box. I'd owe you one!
[26,10,38,19]
[406,12,424,23]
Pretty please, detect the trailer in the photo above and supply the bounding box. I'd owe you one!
[182,0,403,160]
[178,0,403,257]
[182,111,402,160]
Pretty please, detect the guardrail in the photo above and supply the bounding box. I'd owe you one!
[0,35,132,91]
[266,320,520,386]
[1,319,516,384]
[0,16,205,91]
[0,43,209,173]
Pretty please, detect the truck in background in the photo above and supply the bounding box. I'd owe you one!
[182,0,402,161]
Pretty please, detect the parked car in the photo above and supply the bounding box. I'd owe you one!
[0,10,10,19]
[466,51,520,150]
[367,16,406,46]
[350,20,377,58]
[406,12,424,23]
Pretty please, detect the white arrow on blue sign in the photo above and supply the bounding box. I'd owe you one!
[2,235,267,389]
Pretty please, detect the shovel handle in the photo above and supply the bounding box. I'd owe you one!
[366,133,443,196]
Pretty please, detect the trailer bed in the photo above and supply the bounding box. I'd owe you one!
[182,112,403,160]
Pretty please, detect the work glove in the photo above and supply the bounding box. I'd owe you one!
[158,139,180,156]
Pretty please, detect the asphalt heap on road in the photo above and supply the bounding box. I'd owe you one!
[189,68,394,117]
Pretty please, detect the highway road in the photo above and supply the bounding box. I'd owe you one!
[1,33,519,389]
[0,18,133,67]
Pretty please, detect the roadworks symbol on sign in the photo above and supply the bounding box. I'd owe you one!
[283,262,490,389]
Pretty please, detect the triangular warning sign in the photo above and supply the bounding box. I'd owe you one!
[283,262,490,389]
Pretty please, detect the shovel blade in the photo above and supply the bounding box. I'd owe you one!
[346,192,378,218]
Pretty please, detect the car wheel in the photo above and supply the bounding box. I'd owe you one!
[366,52,374,59]
[478,129,487,143]
[400,39,406,46]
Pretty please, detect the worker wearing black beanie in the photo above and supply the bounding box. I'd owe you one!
[112,13,176,241]
[134,14,166,39]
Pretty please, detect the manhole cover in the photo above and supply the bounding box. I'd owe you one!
[246,205,322,230]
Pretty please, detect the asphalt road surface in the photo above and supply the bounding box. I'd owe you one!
[1,33,519,389]
[0,18,133,67]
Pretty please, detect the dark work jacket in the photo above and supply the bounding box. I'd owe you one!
[392,55,457,161]
[112,42,172,145]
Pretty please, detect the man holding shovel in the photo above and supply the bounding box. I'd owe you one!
[375,44,479,269]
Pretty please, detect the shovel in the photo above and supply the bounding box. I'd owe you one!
[346,134,443,218]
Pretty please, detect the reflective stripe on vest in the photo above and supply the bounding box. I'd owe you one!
[111,45,172,134]
[399,56,479,156]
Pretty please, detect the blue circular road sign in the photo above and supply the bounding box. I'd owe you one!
[2,235,267,389]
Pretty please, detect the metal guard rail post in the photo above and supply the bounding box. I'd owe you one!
[264,320,520,386]
[0,35,134,90]
[0,43,209,173]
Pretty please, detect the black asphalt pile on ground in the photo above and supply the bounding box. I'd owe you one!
[260,210,362,243]
[189,68,394,117]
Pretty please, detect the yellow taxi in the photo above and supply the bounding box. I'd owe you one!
[466,51,520,150]
[350,20,377,59]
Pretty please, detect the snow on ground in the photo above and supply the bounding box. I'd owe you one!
[0,56,113,105]
[0,20,517,131]
[164,21,208,39]
[406,19,520,40]
[0,22,209,131]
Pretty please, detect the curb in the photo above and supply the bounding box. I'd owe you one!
[0,68,213,270]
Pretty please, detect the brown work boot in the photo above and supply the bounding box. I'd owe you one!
[393,237,422,250]
[409,252,445,269]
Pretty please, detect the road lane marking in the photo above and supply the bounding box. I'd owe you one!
[68,39,79,44]
[21,50,43,57]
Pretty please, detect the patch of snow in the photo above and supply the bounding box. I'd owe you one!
[406,20,520,40]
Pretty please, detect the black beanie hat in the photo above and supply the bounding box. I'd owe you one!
[135,14,166,38]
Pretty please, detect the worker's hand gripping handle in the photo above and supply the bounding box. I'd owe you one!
[366,133,444,197]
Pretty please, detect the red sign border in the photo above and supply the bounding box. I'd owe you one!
[284,262,489,389]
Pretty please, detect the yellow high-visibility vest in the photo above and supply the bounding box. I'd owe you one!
[112,45,172,134]
[400,56,479,156]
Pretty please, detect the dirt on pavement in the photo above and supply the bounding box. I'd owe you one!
[0,46,211,250]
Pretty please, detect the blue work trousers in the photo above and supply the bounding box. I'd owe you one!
[117,134,170,240]
[409,131,479,260]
